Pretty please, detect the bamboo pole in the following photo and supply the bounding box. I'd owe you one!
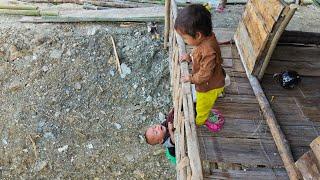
[234,36,302,180]
[175,90,187,180]
[258,4,298,80]
[0,9,58,16]
[164,0,170,49]
[20,16,164,23]
[0,3,38,10]
[86,1,140,8]
[18,0,84,3]
[126,0,165,5]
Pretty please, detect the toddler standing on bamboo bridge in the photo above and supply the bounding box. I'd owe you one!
[175,4,225,132]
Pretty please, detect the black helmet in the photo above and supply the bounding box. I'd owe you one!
[273,70,301,89]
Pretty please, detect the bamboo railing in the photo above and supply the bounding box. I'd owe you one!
[166,0,203,179]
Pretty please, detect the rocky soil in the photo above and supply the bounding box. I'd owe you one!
[0,20,175,179]
[0,2,319,179]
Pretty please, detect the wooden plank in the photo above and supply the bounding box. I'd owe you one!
[270,96,320,122]
[200,95,320,147]
[198,121,319,147]
[199,136,309,166]
[266,59,320,76]
[295,151,320,180]
[204,168,289,180]
[270,45,320,63]
[234,21,257,73]
[199,136,283,166]
[279,30,320,45]
[251,0,284,32]
[243,1,269,54]
[262,75,320,98]
[310,137,320,165]
[266,45,320,76]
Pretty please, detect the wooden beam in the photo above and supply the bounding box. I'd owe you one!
[235,36,302,180]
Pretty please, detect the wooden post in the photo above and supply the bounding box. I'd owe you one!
[164,0,170,49]
[295,151,320,179]
[257,4,297,80]
[235,37,302,180]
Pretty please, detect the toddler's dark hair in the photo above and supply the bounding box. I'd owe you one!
[174,4,212,38]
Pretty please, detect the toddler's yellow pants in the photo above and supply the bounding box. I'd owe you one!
[196,87,224,126]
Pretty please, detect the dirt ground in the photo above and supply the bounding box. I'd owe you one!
[0,2,319,179]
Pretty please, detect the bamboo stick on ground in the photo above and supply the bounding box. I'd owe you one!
[18,0,84,4]
[109,35,122,74]
[85,1,140,8]
[0,3,38,10]
[28,135,38,159]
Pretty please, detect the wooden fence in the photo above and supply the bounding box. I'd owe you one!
[166,0,203,179]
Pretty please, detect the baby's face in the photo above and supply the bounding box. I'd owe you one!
[146,124,167,145]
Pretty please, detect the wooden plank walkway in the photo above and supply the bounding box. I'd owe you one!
[199,42,320,178]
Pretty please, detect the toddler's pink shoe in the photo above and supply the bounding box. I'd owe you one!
[205,109,225,133]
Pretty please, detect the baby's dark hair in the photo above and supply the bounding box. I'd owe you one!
[174,4,212,38]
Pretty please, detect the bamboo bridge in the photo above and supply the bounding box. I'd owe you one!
[164,0,320,179]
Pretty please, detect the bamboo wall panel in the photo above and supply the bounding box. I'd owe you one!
[234,0,285,73]
[234,21,257,72]
[243,1,269,53]
[251,0,284,32]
